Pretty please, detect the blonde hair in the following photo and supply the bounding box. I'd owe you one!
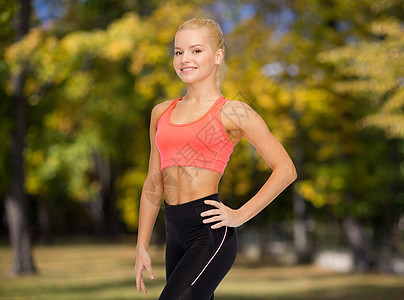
[177,18,227,88]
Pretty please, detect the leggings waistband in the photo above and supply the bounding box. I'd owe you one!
[164,193,220,215]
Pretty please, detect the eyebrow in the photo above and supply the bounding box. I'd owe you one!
[174,44,205,49]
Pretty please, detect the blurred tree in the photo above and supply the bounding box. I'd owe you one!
[275,0,404,270]
[319,18,404,139]
[317,15,404,270]
[4,0,37,275]
[216,0,403,268]
[5,1,204,240]
[3,0,402,274]
[0,0,18,196]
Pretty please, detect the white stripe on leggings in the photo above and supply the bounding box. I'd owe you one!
[191,226,228,286]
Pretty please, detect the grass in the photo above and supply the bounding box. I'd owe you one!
[1,240,403,300]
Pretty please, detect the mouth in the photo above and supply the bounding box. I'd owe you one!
[181,67,197,73]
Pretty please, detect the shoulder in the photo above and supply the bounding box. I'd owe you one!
[222,99,262,131]
[150,99,175,122]
[152,99,175,116]
[222,99,256,115]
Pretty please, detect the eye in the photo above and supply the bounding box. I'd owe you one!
[193,49,202,54]
[174,51,182,55]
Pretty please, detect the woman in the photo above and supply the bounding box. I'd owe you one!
[134,18,297,300]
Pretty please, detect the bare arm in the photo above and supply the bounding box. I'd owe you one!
[235,102,297,223]
[135,103,167,293]
[202,101,297,228]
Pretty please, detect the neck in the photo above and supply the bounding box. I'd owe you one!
[183,78,221,102]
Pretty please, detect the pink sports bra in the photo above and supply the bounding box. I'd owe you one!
[155,96,234,175]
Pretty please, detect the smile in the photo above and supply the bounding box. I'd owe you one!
[181,67,197,72]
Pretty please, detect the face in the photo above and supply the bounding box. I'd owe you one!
[173,28,223,85]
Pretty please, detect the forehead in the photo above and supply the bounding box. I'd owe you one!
[174,29,210,47]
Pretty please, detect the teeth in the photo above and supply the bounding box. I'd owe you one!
[182,67,196,72]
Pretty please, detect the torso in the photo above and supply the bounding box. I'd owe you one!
[156,98,243,205]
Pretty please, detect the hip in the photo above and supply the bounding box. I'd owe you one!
[164,193,237,249]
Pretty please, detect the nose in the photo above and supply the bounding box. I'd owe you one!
[181,51,191,64]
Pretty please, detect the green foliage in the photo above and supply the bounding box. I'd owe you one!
[319,18,404,139]
[0,0,18,195]
[4,0,205,230]
[0,0,18,45]
[2,0,403,235]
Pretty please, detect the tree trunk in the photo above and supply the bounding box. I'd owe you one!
[87,151,118,236]
[342,216,370,272]
[4,0,36,275]
[5,70,37,274]
[293,191,310,262]
[38,200,52,244]
[291,107,311,263]
[88,193,106,235]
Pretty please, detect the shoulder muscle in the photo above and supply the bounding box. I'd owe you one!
[222,100,261,132]
[150,99,174,129]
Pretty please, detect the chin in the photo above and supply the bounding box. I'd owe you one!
[178,76,197,84]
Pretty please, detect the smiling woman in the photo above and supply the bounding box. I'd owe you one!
[134,17,297,300]
[174,18,226,89]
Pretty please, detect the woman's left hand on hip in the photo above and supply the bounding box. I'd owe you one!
[201,200,244,229]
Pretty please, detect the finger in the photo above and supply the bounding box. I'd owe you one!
[204,200,221,207]
[211,221,225,229]
[145,264,154,280]
[136,274,143,293]
[203,215,221,224]
[136,270,146,294]
[200,208,220,217]
[140,278,147,294]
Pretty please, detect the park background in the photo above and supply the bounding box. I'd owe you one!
[1,0,403,299]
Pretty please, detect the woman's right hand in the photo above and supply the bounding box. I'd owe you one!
[134,248,154,294]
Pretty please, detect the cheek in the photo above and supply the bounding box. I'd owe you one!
[173,56,180,68]
[173,58,183,77]
[198,54,215,67]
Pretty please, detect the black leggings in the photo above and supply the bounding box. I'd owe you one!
[159,193,238,300]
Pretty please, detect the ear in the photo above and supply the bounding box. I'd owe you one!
[215,48,224,65]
